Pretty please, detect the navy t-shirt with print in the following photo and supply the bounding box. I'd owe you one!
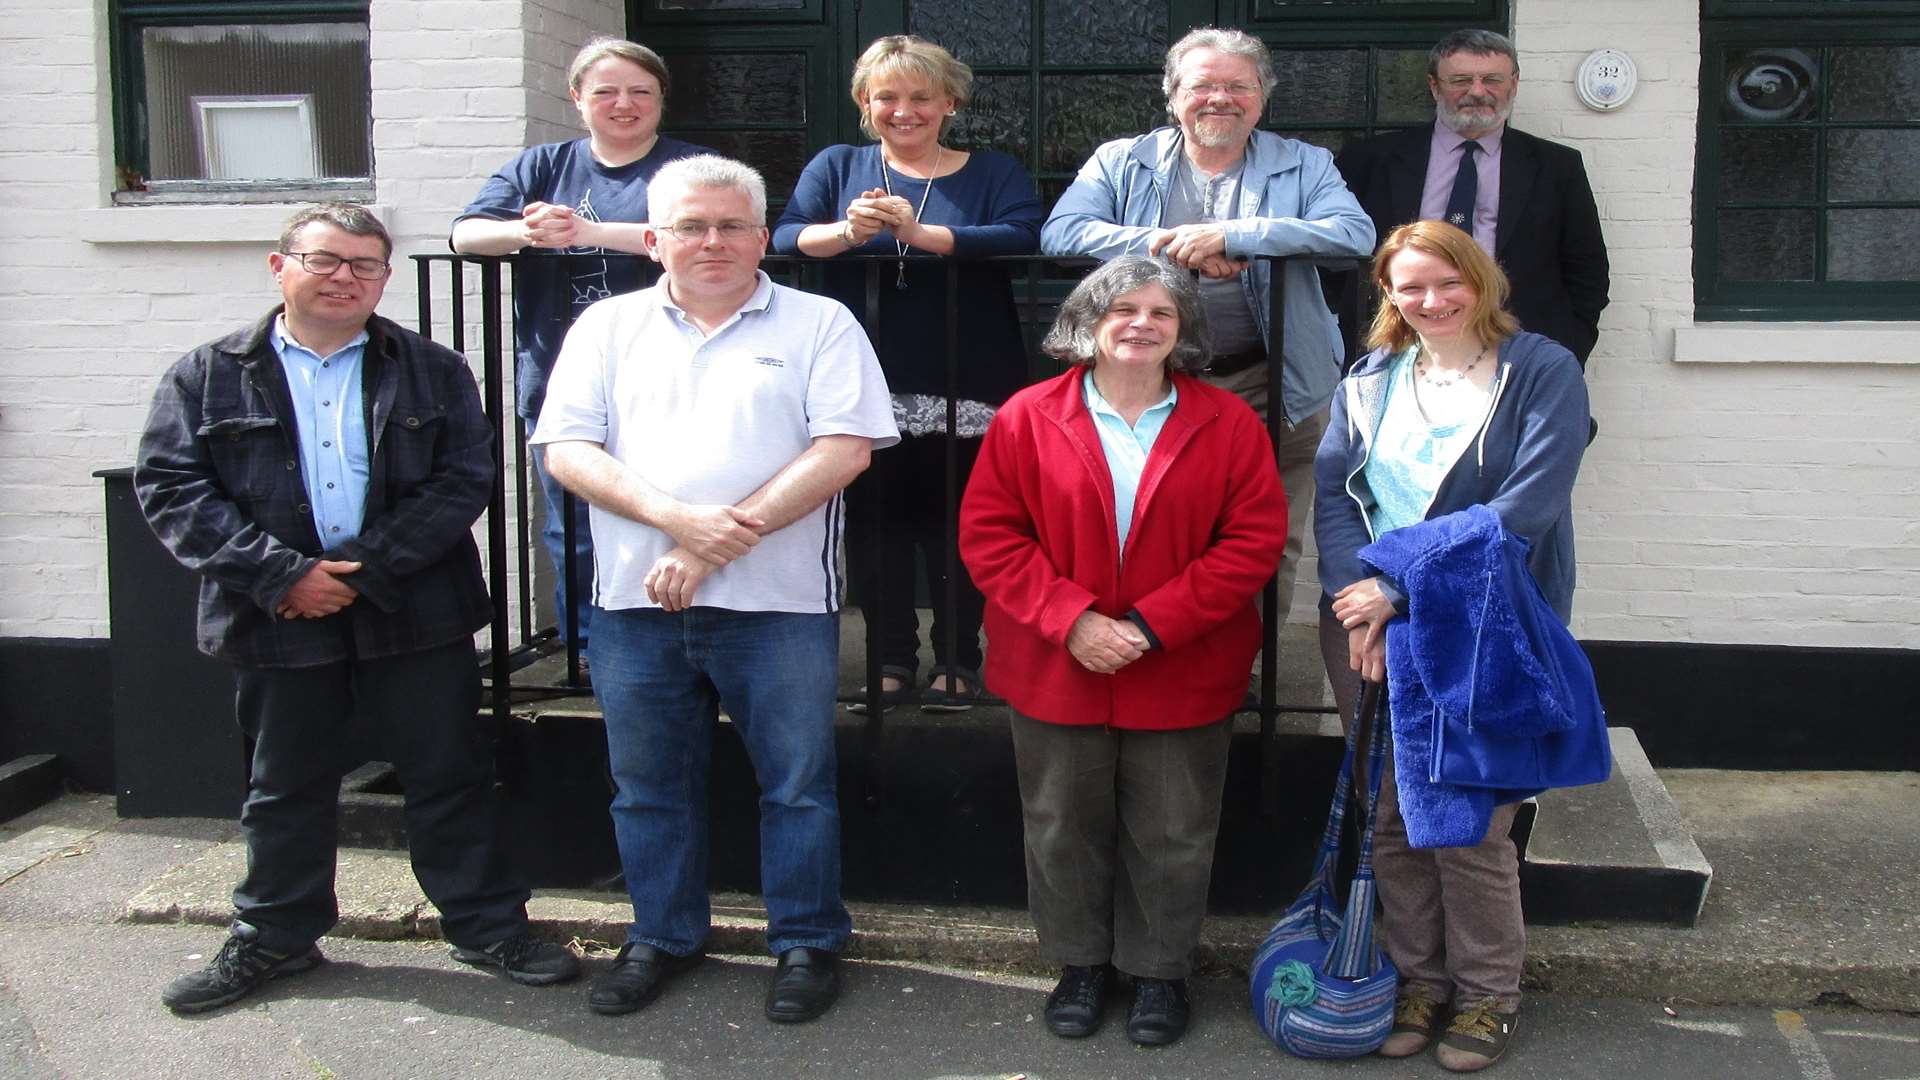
[455,135,710,419]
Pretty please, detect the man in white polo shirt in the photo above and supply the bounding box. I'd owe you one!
[535,155,898,1025]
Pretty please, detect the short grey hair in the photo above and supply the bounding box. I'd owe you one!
[1162,26,1276,119]
[1428,29,1519,78]
[569,37,671,100]
[1042,256,1211,373]
[647,154,769,225]
[279,202,390,260]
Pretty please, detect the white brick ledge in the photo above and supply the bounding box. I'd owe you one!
[77,204,393,245]
[1674,322,1920,365]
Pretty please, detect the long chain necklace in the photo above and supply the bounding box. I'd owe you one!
[880,145,942,291]
[1414,341,1488,387]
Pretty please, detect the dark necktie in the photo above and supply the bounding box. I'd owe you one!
[1445,140,1482,238]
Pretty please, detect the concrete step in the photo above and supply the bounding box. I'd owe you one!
[1520,728,1714,927]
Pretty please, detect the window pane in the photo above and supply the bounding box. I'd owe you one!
[1717,209,1815,281]
[665,52,807,126]
[657,0,805,9]
[1042,0,1169,65]
[1719,128,1816,203]
[1828,129,1920,202]
[679,129,808,202]
[1720,47,1819,123]
[142,23,369,181]
[1267,49,1368,126]
[1376,49,1433,126]
[949,74,1031,161]
[910,0,1030,66]
[1830,46,1920,122]
[1827,209,1920,281]
[1272,129,1347,155]
[1040,74,1165,173]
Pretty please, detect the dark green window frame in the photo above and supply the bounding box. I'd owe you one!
[109,0,371,196]
[1696,1,1920,321]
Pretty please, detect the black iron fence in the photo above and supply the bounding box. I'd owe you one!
[412,251,1372,763]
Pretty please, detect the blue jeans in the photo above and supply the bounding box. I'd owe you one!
[531,437,597,650]
[593,606,852,957]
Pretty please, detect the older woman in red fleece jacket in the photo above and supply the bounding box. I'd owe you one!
[960,255,1287,1048]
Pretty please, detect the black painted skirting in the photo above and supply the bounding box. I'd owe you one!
[0,638,112,793]
[1582,639,1920,771]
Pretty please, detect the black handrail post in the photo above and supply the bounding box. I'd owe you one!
[515,416,532,648]
[562,490,583,685]
[860,258,887,805]
[1260,256,1288,815]
[478,259,512,727]
[939,259,962,706]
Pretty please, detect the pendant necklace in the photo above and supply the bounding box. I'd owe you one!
[881,145,942,291]
[1415,341,1487,388]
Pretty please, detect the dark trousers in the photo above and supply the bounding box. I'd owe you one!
[846,432,986,676]
[230,637,530,953]
[1010,710,1234,979]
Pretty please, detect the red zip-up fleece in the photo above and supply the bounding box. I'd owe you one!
[960,369,1288,729]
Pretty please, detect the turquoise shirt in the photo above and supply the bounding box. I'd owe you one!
[1363,348,1486,538]
[1084,369,1177,556]
[272,317,370,550]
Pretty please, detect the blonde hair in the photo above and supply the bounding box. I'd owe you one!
[1366,220,1520,355]
[850,36,972,140]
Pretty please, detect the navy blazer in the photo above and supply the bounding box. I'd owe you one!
[1335,125,1610,366]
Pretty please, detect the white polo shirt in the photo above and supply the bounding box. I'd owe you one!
[532,271,899,614]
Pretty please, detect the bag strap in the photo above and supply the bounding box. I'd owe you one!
[1350,679,1389,879]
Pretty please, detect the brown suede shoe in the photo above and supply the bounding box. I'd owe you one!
[1435,998,1519,1072]
[1380,982,1447,1058]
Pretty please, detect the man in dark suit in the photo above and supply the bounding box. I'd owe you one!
[1336,29,1609,366]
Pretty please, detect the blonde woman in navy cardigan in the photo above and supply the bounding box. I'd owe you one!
[1314,220,1590,1073]
[773,35,1042,712]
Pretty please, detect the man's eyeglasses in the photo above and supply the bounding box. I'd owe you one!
[1184,81,1260,99]
[1440,74,1511,90]
[660,220,763,243]
[281,250,391,280]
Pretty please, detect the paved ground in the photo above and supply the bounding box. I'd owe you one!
[1,766,1916,1078]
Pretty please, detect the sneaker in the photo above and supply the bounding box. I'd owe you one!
[449,932,582,986]
[1125,976,1190,1046]
[1043,964,1112,1038]
[1435,998,1519,1072]
[160,929,324,1014]
[1381,982,1446,1057]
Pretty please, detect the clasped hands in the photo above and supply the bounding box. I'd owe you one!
[1147,223,1244,280]
[841,188,924,248]
[520,201,593,249]
[642,502,767,612]
[1331,576,1396,684]
[277,559,362,620]
[1066,610,1151,675]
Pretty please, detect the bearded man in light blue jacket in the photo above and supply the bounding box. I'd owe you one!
[1042,26,1374,632]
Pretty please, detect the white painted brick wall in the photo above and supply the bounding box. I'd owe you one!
[3,0,1915,650]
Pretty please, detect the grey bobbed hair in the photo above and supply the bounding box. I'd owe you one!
[1042,255,1212,373]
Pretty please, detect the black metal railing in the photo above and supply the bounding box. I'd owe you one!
[414,251,1372,775]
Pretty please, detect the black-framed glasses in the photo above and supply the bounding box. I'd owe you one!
[282,250,392,280]
[660,220,763,243]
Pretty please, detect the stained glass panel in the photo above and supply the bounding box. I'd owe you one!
[665,52,807,126]
[1040,73,1165,173]
[908,0,1029,67]
[1266,49,1368,125]
[1717,209,1816,281]
[1829,130,1920,202]
[1376,49,1433,126]
[1830,46,1920,120]
[948,74,1031,160]
[1041,0,1168,65]
[1719,128,1816,203]
[1827,209,1920,281]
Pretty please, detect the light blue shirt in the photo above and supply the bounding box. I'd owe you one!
[1364,348,1485,538]
[1083,370,1177,557]
[272,316,370,550]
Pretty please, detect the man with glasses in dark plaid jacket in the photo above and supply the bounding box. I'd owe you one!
[135,203,579,1014]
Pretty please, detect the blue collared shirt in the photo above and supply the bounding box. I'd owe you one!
[271,316,370,550]
[1083,370,1177,557]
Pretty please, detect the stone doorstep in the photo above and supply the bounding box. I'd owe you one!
[119,836,1919,1012]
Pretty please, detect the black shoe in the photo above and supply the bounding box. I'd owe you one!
[765,946,840,1023]
[160,928,324,1014]
[1125,976,1190,1046]
[587,942,704,1015]
[1044,964,1112,1038]
[450,932,582,986]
